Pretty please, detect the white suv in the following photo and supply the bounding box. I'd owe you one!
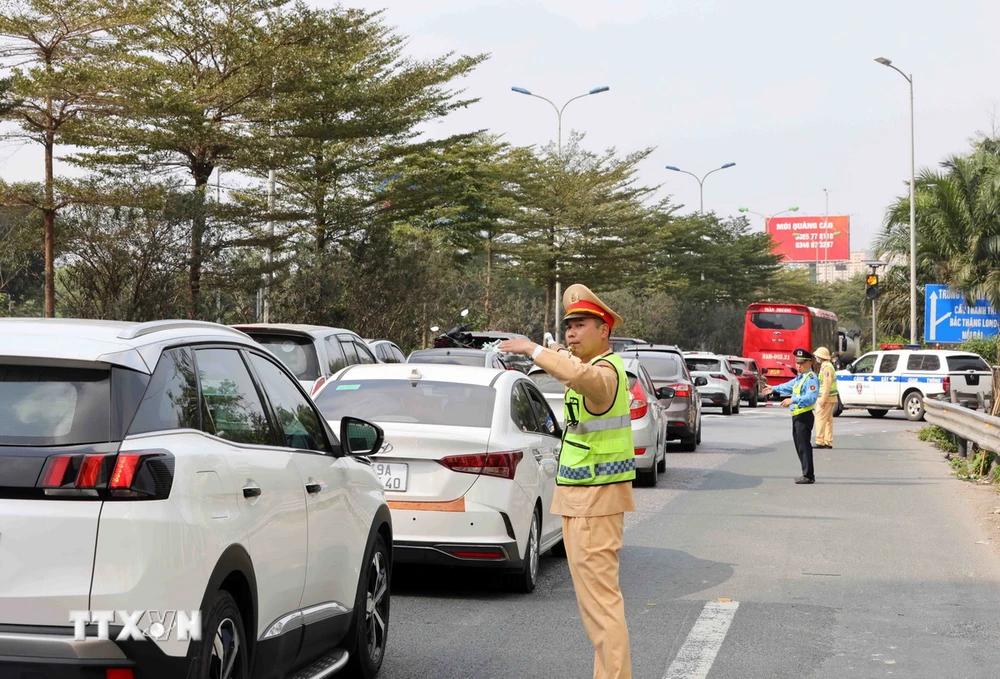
[684,352,742,416]
[836,347,993,420]
[0,319,392,679]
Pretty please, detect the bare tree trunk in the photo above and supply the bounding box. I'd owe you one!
[484,235,492,325]
[188,172,211,319]
[43,128,55,317]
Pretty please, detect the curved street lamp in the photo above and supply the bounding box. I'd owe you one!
[738,205,799,230]
[875,56,917,344]
[510,85,610,157]
[665,163,736,213]
[510,85,610,342]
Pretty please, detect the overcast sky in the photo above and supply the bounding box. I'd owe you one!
[3,0,997,253]
[324,0,1000,252]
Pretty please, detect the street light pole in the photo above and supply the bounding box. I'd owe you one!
[666,163,736,213]
[512,85,610,343]
[738,205,799,231]
[875,57,917,345]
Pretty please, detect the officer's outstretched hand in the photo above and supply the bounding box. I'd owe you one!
[499,338,538,356]
[781,398,793,407]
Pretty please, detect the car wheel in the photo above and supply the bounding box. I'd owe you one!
[732,394,740,414]
[511,509,541,593]
[904,392,925,421]
[749,389,759,408]
[187,591,248,679]
[722,403,733,415]
[696,417,702,444]
[345,533,390,678]
[657,450,667,473]
[867,408,889,418]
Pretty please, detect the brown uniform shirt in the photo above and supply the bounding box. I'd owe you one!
[533,347,636,517]
[819,361,837,404]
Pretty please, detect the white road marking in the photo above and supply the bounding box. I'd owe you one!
[662,600,739,679]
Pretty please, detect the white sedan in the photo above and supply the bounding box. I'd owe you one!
[313,363,564,592]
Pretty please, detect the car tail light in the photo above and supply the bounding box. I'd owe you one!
[634,448,647,455]
[710,374,727,380]
[668,383,691,398]
[438,451,524,480]
[107,669,135,679]
[443,546,505,561]
[311,376,327,395]
[943,376,951,394]
[629,381,648,420]
[37,451,174,500]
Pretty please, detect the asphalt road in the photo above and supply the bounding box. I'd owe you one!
[379,405,1000,679]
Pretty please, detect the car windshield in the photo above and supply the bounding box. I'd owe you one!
[529,372,565,394]
[247,333,321,380]
[0,364,111,446]
[314,379,496,427]
[408,351,485,367]
[633,353,685,380]
[686,358,721,372]
[947,355,992,372]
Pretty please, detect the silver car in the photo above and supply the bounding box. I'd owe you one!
[233,323,378,396]
[622,346,704,451]
[407,348,510,370]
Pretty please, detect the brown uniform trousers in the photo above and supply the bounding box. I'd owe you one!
[554,483,634,679]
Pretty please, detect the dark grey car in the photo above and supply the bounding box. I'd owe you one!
[621,345,704,451]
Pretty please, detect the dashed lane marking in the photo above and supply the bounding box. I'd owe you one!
[662,600,740,679]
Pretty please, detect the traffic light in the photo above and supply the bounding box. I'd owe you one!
[865,273,880,300]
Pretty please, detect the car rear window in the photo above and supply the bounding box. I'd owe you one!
[314,380,496,427]
[0,365,111,446]
[248,334,321,380]
[634,353,685,380]
[750,312,805,331]
[685,358,721,372]
[529,373,565,394]
[728,360,747,371]
[947,355,992,372]
[408,351,485,367]
[906,354,941,371]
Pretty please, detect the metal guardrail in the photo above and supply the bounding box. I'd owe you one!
[924,397,1000,456]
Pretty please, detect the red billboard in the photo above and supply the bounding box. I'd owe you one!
[765,215,850,262]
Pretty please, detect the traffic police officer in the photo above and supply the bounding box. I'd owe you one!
[762,348,820,484]
[813,346,838,449]
[500,283,635,679]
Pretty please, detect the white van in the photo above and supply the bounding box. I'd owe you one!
[836,346,993,420]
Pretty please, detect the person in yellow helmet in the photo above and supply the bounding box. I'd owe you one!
[500,283,634,679]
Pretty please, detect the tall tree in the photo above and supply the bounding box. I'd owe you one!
[69,0,283,318]
[0,0,145,316]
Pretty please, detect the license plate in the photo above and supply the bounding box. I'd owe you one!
[373,462,408,492]
[766,369,782,375]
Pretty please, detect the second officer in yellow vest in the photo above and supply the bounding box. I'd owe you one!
[761,348,821,484]
[500,283,635,679]
[813,346,838,449]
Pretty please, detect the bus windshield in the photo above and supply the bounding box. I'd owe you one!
[750,312,805,330]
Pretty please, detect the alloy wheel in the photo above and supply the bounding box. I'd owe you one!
[365,550,389,665]
[209,617,240,679]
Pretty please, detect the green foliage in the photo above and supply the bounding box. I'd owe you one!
[958,336,1000,364]
[920,425,958,453]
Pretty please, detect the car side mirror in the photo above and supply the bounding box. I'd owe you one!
[340,417,384,457]
[655,387,676,400]
[846,364,855,373]
[694,376,708,387]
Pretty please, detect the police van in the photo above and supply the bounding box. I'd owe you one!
[835,344,993,421]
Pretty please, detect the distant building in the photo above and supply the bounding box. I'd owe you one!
[783,250,873,283]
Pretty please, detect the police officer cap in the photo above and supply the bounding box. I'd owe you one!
[793,348,814,361]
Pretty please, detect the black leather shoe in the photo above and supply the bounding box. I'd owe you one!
[795,476,815,484]
[815,444,831,449]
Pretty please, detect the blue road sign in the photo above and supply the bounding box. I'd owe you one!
[924,284,1000,343]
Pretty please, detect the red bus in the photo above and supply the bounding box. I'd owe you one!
[742,303,839,387]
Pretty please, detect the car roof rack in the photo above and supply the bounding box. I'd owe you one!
[117,320,249,341]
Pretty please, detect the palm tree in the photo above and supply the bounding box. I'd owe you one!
[876,149,1000,337]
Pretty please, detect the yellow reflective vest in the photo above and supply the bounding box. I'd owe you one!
[557,352,636,485]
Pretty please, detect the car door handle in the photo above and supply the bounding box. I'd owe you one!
[305,482,322,495]
[242,484,261,498]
